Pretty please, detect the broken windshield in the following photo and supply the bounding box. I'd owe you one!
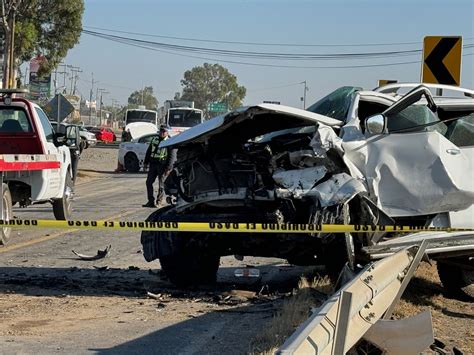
[306,86,361,121]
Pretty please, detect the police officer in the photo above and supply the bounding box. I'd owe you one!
[142,124,177,207]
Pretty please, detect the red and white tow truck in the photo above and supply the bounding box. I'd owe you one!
[0,89,76,245]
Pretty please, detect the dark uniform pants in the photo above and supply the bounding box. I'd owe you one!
[146,162,167,203]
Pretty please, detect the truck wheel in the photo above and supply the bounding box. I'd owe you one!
[124,153,140,172]
[1,183,13,245]
[81,137,88,149]
[159,251,220,287]
[437,258,474,299]
[53,173,73,220]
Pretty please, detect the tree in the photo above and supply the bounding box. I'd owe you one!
[178,63,246,118]
[1,0,84,87]
[127,86,159,110]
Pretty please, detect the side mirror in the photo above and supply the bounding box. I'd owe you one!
[365,114,386,135]
[65,126,79,148]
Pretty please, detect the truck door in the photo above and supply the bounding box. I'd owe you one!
[349,87,474,217]
[34,107,62,198]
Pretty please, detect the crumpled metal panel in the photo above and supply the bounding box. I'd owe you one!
[273,166,327,198]
[307,173,366,207]
[273,169,366,208]
[288,150,321,168]
[310,124,343,157]
[343,132,474,217]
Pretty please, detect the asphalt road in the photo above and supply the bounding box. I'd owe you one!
[0,172,316,354]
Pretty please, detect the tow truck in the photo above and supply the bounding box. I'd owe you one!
[0,89,77,245]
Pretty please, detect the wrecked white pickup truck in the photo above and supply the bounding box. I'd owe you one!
[141,84,474,296]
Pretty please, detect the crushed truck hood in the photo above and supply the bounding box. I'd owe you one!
[161,103,342,149]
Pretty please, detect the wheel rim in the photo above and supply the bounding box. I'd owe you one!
[64,183,73,217]
[1,191,12,240]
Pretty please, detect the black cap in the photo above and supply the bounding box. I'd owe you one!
[159,124,171,132]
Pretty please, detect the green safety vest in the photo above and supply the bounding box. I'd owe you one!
[150,136,168,161]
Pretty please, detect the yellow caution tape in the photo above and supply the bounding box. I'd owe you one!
[1,219,473,233]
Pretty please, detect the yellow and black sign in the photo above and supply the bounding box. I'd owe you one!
[1,219,473,234]
[422,36,462,86]
[378,80,397,87]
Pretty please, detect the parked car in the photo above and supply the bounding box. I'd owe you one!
[78,126,97,148]
[141,84,474,297]
[87,126,115,143]
[117,122,158,172]
[118,133,159,172]
[105,127,117,141]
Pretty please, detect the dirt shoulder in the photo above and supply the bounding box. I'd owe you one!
[394,262,473,352]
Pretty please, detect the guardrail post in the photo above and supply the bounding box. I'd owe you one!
[332,291,353,355]
[383,240,429,319]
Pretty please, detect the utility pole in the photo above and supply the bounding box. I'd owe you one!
[300,81,309,109]
[97,88,108,126]
[89,73,98,125]
[53,63,67,95]
[67,65,82,95]
[111,98,120,125]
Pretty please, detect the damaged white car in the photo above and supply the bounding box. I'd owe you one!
[141,84,474,295]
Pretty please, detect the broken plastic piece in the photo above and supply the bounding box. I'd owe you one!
[234,268,260,278]
[72,245,111,261]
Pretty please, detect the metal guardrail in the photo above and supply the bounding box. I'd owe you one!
[277,242,431,355]
[363,231,474,259]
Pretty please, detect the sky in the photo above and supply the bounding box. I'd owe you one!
[59,0,473,109]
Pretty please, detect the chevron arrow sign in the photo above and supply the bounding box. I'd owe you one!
[422,36,462,86]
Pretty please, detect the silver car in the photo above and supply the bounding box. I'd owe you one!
[141,84,474,296]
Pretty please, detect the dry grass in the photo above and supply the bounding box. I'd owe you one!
[250,276,332,354]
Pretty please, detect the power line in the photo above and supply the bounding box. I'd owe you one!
[82,29,474,62]
[83,30,431,60]
[84,25,474,48]
[82,30,474,69]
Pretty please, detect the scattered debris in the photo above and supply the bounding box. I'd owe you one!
[72,245,111,261]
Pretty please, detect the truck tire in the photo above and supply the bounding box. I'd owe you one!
[1,183,13,245]
[159,251,220,287]
[53,173,73,220]
[437,258,474,299]
[81,137,88,150]
[124,153,140,172]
